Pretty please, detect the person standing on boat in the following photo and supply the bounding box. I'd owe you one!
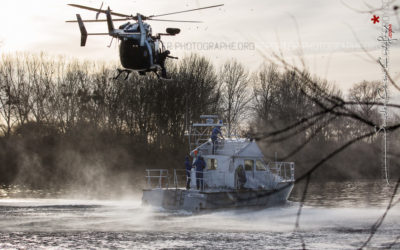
[184,156,192,190]
[211,123,224,154]
[193,155,206,190]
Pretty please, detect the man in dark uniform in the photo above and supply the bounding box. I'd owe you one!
[236,165,247,189]
[157,50,171,79]
[184,156,192,190]
[193,155,206,190]
[211,126,224,154]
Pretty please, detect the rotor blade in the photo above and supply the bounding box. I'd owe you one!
[87,33,110,35]
[95,2,104,20]
[148,18,202,23]
[148,4,224,18]
[66,18,129,23]
[68,4,131,18]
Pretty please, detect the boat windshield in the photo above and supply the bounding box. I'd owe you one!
[256,159,267,171]
[244,159,254,171]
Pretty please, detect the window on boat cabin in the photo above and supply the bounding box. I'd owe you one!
[256,160,267,171]
[207,158,217,170]
[244,159,254,171]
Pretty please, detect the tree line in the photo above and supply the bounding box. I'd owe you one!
[0,52,397,191]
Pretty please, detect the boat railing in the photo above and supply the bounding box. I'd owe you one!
[268,162,295,182]
[145,169,170,189]
[171,169,228,191]
[145,169,214,190]
[197,141,212,156]
[173,169,188,189]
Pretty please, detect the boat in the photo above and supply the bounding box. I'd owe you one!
[142,115,295,211]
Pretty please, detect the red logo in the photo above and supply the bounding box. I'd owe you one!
[371,15,380,24]
[389,24,392,38]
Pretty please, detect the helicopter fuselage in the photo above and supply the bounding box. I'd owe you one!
[68,3,223,78]
[68,4,219,78]
[118,22,159,71]
[119,39,152,70]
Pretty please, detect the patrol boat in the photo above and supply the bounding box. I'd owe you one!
[142,115,295,211]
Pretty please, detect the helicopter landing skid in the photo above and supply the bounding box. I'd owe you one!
[153,70,172,81]
[159,75,173,81]
[114,69,132,80]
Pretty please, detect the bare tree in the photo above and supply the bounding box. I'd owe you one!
[0,54,19,136]
[219,59,251,136]
[348,80,382,141]
[348,80,381,119]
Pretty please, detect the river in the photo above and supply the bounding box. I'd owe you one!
[0,180,399,249]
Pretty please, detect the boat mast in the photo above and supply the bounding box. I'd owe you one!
[186,115,222,152]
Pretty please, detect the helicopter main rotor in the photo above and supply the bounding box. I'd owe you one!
[66,3,224,23]
[66,3,224,79]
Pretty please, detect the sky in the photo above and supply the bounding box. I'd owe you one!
[0,0,399,95]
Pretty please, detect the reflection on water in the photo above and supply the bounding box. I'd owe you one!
[290,180,398,207]
[0,181,399,249]
[1,180,397,206]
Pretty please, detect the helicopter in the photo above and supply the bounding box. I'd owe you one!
[67,3,224,79]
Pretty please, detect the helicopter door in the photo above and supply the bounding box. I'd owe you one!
[144,39,154,67]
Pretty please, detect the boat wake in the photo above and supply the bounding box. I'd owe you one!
[0,198,399,249]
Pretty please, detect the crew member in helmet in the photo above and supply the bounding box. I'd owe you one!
[193,155,206,190]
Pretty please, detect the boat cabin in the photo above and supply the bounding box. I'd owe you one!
[144,115,294,192]
[188,138,293,191]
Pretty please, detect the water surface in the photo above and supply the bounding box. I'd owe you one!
[0,181,399,249]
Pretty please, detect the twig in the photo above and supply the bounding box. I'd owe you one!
[358,177,400,249]
[295,174,311,250]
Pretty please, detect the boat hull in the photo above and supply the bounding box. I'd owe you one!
[142,182,294,211]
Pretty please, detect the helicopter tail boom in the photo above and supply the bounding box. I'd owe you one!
[105,7,115,36]
[76,14,109,46]
[76,14,88,46]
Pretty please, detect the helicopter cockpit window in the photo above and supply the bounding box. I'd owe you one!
[125,24,139,32]
[119,22,130,30]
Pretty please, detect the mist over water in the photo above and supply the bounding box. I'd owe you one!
[0,181,399,249]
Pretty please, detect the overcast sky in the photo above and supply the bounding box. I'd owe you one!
[0,0,399,94]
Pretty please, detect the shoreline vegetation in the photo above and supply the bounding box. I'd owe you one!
[0,52,398,192]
